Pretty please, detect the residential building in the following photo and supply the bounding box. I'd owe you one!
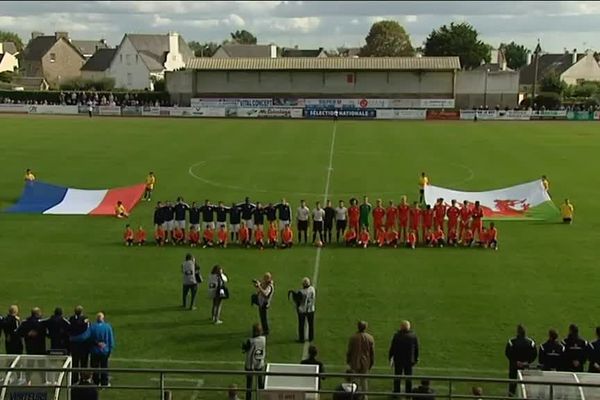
[107,32,193,90]
[212,44,278,58]
[0,42,19,73]
[12,76,50,91]
[519,50,600,94]
[71,39,108,59]
[80,48,117,80]
[281,47,327,58]
[21,32,86,86]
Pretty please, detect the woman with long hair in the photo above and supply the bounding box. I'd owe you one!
[207,265,228,324]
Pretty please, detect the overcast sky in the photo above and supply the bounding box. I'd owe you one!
[2,1,600,52]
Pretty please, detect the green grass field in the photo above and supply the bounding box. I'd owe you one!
[0,116,598,399]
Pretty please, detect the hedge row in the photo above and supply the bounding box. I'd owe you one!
[0,90,170,104]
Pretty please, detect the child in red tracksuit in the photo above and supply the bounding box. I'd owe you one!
[255,227,265,249]
[203,226,214,248]
[189,226,200,247]
[155,226,165,246]
[406,230,417,249]
[268,222,278,248]
[358,227,370,249]
[135,226,146,246]
[124,224,134,246]
[217,226,228,248]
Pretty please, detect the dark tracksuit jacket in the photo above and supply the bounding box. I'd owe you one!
[538,340,565,371]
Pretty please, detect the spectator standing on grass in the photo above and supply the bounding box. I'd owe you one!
[297,277,316,343]
[389,320,419,395]
[538,329,564,371]
[255,273,274,335]
[243,323,266,400]
[208,265,228,324]
[182,253,199,310]
[346,321,375,397]
[505,324,536,396]
[301,345,325,389]
[89,312,115,387]
[588,327,600,373]
[69,306,90,384]
[3,305,23,355]
[562,324,588,372]
[412,380,435,400]
[44,307,70,353]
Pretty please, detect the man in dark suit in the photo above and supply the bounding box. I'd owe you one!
[505,324,536,396]
[388,320,419,395]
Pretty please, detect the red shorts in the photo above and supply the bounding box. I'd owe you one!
[471,220,483,231]
[385,220,396,228]
[374,221,384,230]
[448,220,458,230]
[349,220,359,230]
[400,219,409,228]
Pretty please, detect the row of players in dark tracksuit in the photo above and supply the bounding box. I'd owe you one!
[505,324,600,395]
[153,197,294,243]
[1,306,95,384]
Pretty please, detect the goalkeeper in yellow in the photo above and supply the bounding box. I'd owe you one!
[143,172,156,202]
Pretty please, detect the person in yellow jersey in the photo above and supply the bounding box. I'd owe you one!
[24,169,36,182]
[541,175,550,197]
[560,198,574,224]
[418,172,429,204]
[115,201,129,219]
[143,171,156,202]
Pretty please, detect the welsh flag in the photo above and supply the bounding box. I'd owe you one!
[424,179,559,220]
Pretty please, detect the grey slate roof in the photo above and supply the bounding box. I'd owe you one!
[126,33,194,68]
[520,53,585,85]
[71,40,108,57]
[22,36,57,60]
[1,42,18,55]
[186,56,461,71]
[81,48,117,71]
[214,44,275,58]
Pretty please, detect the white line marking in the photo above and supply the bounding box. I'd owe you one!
[302,122,337,359]
[114,356,503,375]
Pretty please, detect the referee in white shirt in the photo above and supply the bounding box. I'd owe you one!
[335,200,348,243]
[297,277,316,343]
[312,202,325,244]
[297,200,310,244]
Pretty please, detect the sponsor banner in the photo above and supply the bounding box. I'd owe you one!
[121,106,142,116]
[290,108,303,119]
[424,179,559,220]
[530,110,567,120]
[376,109,427,120]
[426,110,460,120]
[232,107,304,118]
[389,99,421,108]
[27,105,79,115]
[236,108,259,118]
[497,110,532,120]
[142,106,161,116]
[304,98,390,109]
[0,103,27,113]
[192,107,226,117]
[420,99,455,109]
[168,107,194,117]
[191,98,273,108]
[98,106,121,116]
[460,110,498,120]
[567,111,594,121]
[594,111,600,121]
[273,98,305,107]
[304,108,377,118]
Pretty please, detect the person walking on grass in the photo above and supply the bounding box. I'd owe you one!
[182,254,199,310]
[208,265,228,324]
[346,321,374,398]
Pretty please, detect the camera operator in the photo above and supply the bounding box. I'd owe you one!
[254,273,274,336]
[242,323,266,400]
[297,277,316,343]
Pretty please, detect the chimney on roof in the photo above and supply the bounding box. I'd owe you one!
[55,32,69,41]
[100,39,107,45]
[270,44,277,58]
[168,31,179,56]
[572,48,578,65]
[31,31,44,40]
[526,53,532,65]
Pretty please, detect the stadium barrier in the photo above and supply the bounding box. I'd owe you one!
[427,110,461,120]
[566,110,595,120]
[0,104,27,113]
[26,105,79,115]
[530,110,568,120]
[2,365,600,400]
[375,109,427,120]
[459,110,532,121]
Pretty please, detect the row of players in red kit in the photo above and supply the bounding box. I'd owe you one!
[124,222,295,249]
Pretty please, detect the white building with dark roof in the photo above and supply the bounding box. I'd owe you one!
[108,32,193,90]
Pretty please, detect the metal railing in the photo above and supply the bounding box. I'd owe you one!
[1,367,599,400]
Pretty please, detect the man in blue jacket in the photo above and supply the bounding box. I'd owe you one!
[89,312,115,386]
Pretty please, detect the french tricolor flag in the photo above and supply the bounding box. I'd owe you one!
[6,181,146,215]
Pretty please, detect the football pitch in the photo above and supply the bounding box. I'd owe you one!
[0,116,598,398]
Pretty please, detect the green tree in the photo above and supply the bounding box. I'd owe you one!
[229,30,257,45]
[0,31,24,52]
[499,41,529,70]
[360,20,414,57]
[540,71,566,94]
[423,22,490,69]
[188,41,219,57]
